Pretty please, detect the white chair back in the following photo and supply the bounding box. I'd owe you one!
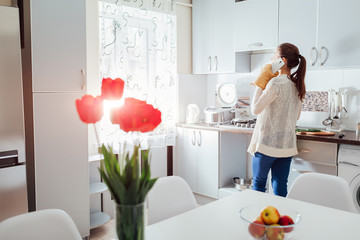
[0,209,82,240]
[147,176,198,225]
[287,172,356,212]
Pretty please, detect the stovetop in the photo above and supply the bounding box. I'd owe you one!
[218,118,257,130]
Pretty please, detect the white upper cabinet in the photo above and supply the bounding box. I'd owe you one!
[192,0,235,74]
[31,0,86,92]
[279,0,360,68]
[235,0,278,52]
[278,0,317,67]
[317,0,360,68]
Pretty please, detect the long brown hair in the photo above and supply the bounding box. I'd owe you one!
[278,43,306,101]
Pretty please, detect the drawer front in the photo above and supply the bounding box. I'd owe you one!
[294,140,337,166]
[289,158,337,181]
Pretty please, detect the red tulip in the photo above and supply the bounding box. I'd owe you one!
[101,78,125,100]
[110,98,162,133]
[76,95,104,123]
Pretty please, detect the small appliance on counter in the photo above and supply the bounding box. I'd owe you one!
[186,104,200,124]
[204,82,238,124]
[204,106,235,124]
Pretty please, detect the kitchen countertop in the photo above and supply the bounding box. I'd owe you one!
[177,122,360,146]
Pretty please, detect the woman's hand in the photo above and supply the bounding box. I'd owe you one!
[252,64,279,90]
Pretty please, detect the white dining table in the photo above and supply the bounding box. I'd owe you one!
[146,189,359,240]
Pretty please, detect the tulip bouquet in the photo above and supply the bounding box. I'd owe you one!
[75,77,161,240]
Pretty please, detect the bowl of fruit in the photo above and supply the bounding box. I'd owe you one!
[239,205,301,240]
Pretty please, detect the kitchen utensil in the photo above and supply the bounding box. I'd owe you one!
[322,89,335,126]
[334,91,342,118]
[186,104,200,124]
[340,91,348,119]
[233,177,251,191]
[204,106,235,124]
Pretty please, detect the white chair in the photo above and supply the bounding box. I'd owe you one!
[287,172,356,212]
[0,209,82,240]
[147,176,198,225]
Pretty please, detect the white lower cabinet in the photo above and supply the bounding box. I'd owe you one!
[178,128,219,199]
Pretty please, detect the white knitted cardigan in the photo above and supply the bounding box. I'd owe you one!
[248,74,302,158]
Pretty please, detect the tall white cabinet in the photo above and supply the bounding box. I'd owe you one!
[31,0,89,237]
[279,0,360,68]
[192,0,235,74]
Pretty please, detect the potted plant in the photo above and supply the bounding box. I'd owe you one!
[75,77,161,240]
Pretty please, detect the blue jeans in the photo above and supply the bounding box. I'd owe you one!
[252,152,292,197]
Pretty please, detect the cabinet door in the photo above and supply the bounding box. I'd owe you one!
[196,130,219,199]
[192,0,212,74]
[235,0,278,52]
[318,0,360,67]
[33,93,89,237]
[31,0,86,92]
[211,0,235,73]
[177,128,197,192]
[278,0,317,67]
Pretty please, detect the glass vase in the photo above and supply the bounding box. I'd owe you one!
[115,202,145,240]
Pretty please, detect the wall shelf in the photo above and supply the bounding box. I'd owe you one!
[90,182,108,195]
[90,212,110,229]
[89,153,104,163]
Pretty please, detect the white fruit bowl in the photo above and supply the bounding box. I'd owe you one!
[239,204,301,240]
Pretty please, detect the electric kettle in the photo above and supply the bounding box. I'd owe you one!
[186,104,200,124]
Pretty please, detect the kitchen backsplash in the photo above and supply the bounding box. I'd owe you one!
[178,53,360,131]
[302,91,328,112]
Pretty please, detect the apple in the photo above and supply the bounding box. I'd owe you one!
[278,215,294,233]
[260,206,280,225]
[248,219,266,239]
[266,224,285,240]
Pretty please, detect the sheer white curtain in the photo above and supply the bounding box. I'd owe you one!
[98,0,177,149]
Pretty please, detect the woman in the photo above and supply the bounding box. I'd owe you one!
[248,43,306,197]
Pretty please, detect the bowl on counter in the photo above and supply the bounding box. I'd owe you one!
[239,204,301,240]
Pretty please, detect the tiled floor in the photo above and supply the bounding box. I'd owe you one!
[89,219,116,240]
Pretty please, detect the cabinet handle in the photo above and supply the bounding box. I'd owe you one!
[208,56,212,72]
[214,56,218,71]
[248,42,263,48]
[81,69,86,90]
[320,46,329,66]
[310,47,318,66]
[291,168,312,174]
[191,131,196,146]
[338,161,360,167]
[197,131,202,146]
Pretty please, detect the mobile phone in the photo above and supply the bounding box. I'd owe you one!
[271,58,285,73]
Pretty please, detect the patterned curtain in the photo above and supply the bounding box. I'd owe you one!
[98,0,177,149]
